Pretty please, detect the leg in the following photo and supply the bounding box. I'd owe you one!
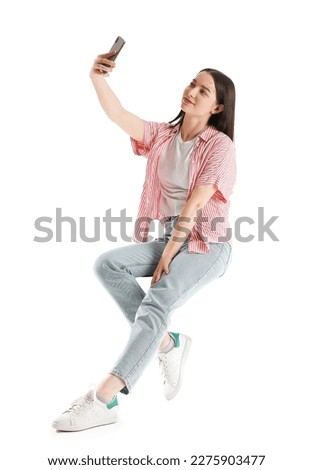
[94,237,173,400]
[107,241,232,395]
[93,239,166,325]
[52,240,232,432]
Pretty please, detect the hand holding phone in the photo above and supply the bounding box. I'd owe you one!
[91,36,126,77]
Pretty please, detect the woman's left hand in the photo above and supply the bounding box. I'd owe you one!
[151,256,172,285]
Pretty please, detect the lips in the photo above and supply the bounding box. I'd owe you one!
[183,97,194,106]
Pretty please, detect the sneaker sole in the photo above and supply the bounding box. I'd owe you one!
[52,416,118,432]
[166,335,192,401]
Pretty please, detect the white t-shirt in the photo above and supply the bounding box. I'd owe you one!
[157,130,196,216]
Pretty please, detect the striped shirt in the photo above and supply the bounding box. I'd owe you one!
[130,121,236,253]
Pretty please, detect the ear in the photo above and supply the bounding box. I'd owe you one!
[212,104,224,115]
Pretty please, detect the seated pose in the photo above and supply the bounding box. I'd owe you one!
[52,49,236,432]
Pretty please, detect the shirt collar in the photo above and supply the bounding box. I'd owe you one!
[168,124,219,142]
[197,125,219,142]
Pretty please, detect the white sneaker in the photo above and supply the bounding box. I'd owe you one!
[158,332,192,400]
[52,385,119,432]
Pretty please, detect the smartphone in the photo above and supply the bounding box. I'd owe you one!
[109,36,126,61]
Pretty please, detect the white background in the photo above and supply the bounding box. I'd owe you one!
[1,0,312,469]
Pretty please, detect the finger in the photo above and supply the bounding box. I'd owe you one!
[96,52,117,64]
[94,64,112,75]
[151,271,160,285]
[95,58,116,67]
[97,50,118,59]
[160,264,169,275]
[94,61,115,71]
[95,64,111,71]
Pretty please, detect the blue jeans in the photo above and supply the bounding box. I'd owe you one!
[94,216,232,394]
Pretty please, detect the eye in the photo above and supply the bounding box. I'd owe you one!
[189,81,195,87]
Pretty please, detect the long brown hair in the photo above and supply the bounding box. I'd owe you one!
[170,68,236,141]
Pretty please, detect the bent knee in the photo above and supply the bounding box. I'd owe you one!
[93,251,122,278]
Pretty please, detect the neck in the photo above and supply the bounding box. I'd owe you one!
[180,116,209,142]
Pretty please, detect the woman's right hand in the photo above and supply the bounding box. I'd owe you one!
[90,51,116,79]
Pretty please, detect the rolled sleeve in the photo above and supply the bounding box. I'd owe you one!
[195,136,236,203]
[130,121,165,158]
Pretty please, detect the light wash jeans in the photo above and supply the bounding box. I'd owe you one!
[94,215,232,394]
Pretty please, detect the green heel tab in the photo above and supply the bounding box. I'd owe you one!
[107,396,118,409]
[169,332,180,348]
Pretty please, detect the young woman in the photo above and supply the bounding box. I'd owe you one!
[52,50,236,432]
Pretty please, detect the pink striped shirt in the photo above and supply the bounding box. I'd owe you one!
[130,121,236,253]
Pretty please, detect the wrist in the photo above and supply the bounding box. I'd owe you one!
[161,245,177,261]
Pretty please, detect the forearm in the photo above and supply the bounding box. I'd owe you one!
[90,74,123,122]
[161,184,217,260]
[161,200,201,260]
[90,69,144,140]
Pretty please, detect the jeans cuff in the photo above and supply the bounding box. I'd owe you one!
[111,369,130,395]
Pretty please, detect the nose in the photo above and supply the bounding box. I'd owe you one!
[188,87,196,98]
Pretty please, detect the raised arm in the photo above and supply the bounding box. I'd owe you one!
[90,51,144,142]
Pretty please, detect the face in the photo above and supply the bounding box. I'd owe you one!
[181,71,224,120]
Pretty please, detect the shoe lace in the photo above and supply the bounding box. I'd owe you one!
[158,354,172,385]
[66,389,94,415]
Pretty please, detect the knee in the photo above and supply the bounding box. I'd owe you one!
[93,252,111,279]
[93,250,121,279]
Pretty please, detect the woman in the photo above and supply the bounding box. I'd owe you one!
[52,50,236,432]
